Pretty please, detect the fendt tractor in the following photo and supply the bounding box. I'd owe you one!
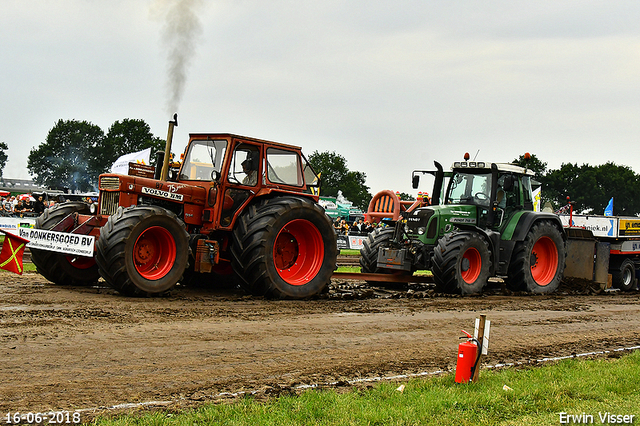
[30,116,337,298]
[361,154,581,295]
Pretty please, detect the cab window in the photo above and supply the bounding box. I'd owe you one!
[266,148,302,186]
[180,139,227,181]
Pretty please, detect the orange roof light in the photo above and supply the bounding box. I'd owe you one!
[464,152,470,161]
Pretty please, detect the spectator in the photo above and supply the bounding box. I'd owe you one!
[23,198,34,213]
[363,220,374,234]
[339,219,349,235]
[13,200,25,216]
[34,195,46,214]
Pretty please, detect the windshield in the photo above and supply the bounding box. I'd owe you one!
[446,172,491,206]
[179,139,228,181]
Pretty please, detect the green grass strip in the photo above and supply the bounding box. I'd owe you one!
[91,350,640,425]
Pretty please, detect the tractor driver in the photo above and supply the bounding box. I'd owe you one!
[241,156,258,186]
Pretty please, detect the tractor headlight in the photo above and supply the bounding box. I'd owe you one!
[89,203,96,214]
[417,227,425,235]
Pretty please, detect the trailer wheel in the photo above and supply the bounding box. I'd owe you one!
[30,202,100,286]
[96,206,189,296]
[359,227,413,285]
[612,258,636,291]
[230,197,337,299]
[431,231,491,295]
[507,221,565,294]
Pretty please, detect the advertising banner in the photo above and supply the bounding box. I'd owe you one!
[0,217,36,233]
[17,228,95,257]
[558,215,616,238]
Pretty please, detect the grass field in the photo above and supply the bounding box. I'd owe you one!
[91,350,640,426]
[340,249,361,256]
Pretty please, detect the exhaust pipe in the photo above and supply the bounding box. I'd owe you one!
[154,150,165,180]
[159,113,178,181]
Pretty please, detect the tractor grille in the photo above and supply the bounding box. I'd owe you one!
[99,176,121,190]
[100,191,120,216]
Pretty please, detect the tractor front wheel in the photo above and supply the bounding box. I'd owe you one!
[96,206,189,296]
[431,232,491,295]
[30,202,100,286]
[230,197,337,299]
[507,221,565,294]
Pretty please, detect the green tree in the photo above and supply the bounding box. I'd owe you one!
[28,120,104,192]
[308,151,371,210]
[0,141,8,179]
[89,119,165,178]
[544,162,640,216]
[512,153,547,182]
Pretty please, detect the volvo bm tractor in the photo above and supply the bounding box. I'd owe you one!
[30,116,337,298]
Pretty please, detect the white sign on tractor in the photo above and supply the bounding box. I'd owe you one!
[18,228,95,257]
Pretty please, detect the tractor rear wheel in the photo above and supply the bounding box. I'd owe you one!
[95,206,189,296]
[360,227,413,285]
[506,221,565,294]
[230,196,337,299]
[431,231,491,295]
[30,202,100,286]
[611,258,636,291]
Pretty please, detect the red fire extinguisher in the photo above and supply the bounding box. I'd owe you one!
[455,330,481,383]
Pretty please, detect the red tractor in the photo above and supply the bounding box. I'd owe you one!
[30,117,337,298]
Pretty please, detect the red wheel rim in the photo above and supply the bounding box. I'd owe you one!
[461,247,482,284]
[273,219,324,286]
[64,255,95,270]
[133,226,176,280]
[530,236,558,285]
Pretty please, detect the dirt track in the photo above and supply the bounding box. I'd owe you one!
[1,270,639,416]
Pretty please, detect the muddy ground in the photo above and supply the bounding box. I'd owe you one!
[1,270,639,418]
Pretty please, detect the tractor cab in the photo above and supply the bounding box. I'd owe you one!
[177,133,321,232]
[443,161,535,231]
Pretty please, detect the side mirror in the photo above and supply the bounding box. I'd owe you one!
[412,175,420,189]
[211,170,220,181]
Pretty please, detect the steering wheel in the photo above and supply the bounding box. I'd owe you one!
[474,192,489,201]
[227,173,242,184]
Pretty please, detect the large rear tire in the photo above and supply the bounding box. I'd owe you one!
[230,197,337,299]
[506,221,565,294]
[95,206,189,296]
[30,202,100,286]
[431,231,491,295]
[359,227,413,285]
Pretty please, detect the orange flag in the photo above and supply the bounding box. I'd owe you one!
[0,231,30,275]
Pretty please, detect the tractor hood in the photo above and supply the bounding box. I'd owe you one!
[405,205,478,244]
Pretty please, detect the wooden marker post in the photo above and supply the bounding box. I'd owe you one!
[472,314,489,383]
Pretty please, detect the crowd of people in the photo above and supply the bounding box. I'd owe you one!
[1,195,54,217]
[333,217,385,235]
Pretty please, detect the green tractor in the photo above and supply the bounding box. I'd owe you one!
[360,155,565,294]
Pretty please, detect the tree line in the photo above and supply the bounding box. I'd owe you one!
[513,154,639,216]
[26,119,165,192]
[2,121,639,216]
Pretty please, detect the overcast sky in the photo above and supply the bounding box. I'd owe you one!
[2,0,640,198]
